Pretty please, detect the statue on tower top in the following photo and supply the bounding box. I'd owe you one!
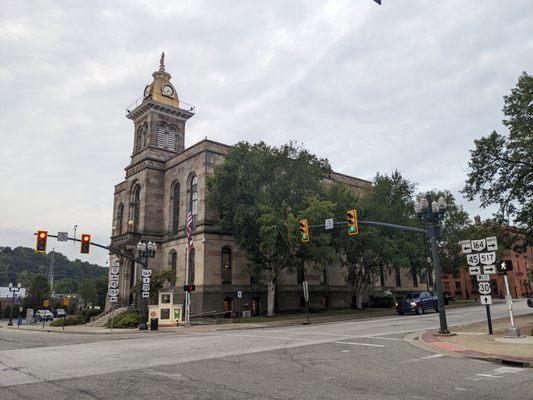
[159,52,165,71]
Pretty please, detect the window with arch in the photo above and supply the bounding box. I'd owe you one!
[189,175,198,225]
[171,183,180,234]
[169,250,177,276]
[136,126,143,152]
[116,203,124,235]
[188,248,195,284]
[133,185,141,232]
[221,247,232,285]
[156,122,177,151]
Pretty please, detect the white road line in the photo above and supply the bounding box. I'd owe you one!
[230,334,309,341]
[403,354,444,363]
[334,341,386,348]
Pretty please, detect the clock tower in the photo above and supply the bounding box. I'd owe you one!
[127,52,194,161]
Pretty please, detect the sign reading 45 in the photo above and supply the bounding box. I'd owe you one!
[466,253,480,266]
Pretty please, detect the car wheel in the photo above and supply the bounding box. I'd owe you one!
[416,305,423,315]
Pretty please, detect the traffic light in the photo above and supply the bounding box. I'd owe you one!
[183,284,196,292]
[346,210,358,235]
[299,219,310,243]
[36,230,48,253]
[80,234,91,254]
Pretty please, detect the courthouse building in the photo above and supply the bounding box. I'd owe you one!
[108,56,421,318]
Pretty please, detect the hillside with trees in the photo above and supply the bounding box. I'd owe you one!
[0,246,108,295]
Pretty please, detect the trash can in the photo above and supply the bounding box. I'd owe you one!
[150,318,158,331]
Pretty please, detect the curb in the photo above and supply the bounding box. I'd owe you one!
[405,330,532,368]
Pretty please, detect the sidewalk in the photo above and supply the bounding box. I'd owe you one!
[408,314,533,367]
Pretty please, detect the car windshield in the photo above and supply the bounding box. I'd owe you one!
[404,293,420,299]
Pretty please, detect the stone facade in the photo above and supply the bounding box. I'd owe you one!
[109,59,427,317]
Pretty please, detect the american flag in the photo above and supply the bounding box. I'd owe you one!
[186,211,194,250]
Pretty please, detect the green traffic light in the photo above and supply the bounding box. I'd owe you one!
[349,226,355,231]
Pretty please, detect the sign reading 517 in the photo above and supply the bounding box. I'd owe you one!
[479,252,496,265]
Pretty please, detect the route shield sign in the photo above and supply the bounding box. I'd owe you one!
[486,236,498,251]
[460,240,472,254]
[480,295,492,305]
[470,239,486,252]
[469,266,481,275]
[476,274,490,282]
[479,252,496,265]
[478,282,491,295]
[466,253,480,266]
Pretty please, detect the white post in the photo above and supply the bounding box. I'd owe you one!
[503,274,515,327]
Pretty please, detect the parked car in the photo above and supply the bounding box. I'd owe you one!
[34,310,54,322]
[396,292,438,315]
[527,297,533,308]
[54,308,67,318]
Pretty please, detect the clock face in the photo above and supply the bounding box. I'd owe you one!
[162,84,174,97]
[144,85,151,98]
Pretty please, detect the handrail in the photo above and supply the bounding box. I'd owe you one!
[126,95,196,114]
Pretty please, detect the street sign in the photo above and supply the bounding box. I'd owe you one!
[43,299,49,307]
[142,277,150,284]
[486,236,498,251]
[470,238,486,252]
[109,296,118,303]
[302,281,309,302]
[141,269,152,278]
[108,289,119,297]
[111,266,119,275]
[57,232,68,242]
[478,282,491,295]
[325,218,334,230]
[480,295,492,305]
[466,253,480,266]
[109,281,119,289]
[483,265,496,275]
[142,292,150,298]
[63,297,70,306]
[469,266,481,275]
[460,240,472,254]
[479,252,496,265]
[477,274,490,282]
[237,290,242,298]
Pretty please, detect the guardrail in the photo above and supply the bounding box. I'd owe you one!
[126,95,196,114]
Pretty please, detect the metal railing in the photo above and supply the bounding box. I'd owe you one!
[126,95,196,114]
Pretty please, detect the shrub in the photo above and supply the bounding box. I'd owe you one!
[50,314,84,326]
[108,312,140,329]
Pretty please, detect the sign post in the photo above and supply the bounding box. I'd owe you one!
[501,261,520,337]
[462,236,496,335]
[108,262,120,333]
[302,281,310,325]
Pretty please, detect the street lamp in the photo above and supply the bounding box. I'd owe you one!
[415,193,450,335]
[7,282,22,327]
[136,240,156,330]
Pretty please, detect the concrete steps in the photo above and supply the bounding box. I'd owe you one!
[87,306,129,327]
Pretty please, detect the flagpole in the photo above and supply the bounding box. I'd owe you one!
[184,238,191,327]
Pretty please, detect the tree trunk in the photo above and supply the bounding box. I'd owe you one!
[267,276,277,316]
[355,288,364,309]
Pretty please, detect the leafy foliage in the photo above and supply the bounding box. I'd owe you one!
[107,311,140,328]
[463,72,533,246]
[208,141,332,315]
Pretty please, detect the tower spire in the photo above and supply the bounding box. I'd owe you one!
[159,52,165,71]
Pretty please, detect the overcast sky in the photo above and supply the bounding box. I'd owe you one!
[1,1,531,266]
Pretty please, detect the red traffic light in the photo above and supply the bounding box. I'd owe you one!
[80,234,91,254]
[183,284,196,293]
[36,230,48,253]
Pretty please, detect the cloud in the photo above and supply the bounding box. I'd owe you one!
[1,0,531,264]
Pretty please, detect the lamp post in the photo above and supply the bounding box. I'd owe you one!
[7,282,22,326]
[414,194,449,335]
[136,240,156,330]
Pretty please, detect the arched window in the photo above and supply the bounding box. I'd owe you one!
[157,122,166,148]
[136,126,143,152]
[171,183,180,234]
[169,250,177,276]
[133,185,141,232]
[221,247,232,285]
[189,175,198,225]
[116,203,124,235]
[167,125,177,150]
[188,248,195,284]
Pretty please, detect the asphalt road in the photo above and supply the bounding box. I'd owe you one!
[0,302,532,400]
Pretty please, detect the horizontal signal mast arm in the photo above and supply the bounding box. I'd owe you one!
[33,232,145,265]
[308,220,426,235]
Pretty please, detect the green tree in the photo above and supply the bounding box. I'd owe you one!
[208,141,332,316]
[26,274,51,308]
[463,72,533,246]
[79,279,98,306]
